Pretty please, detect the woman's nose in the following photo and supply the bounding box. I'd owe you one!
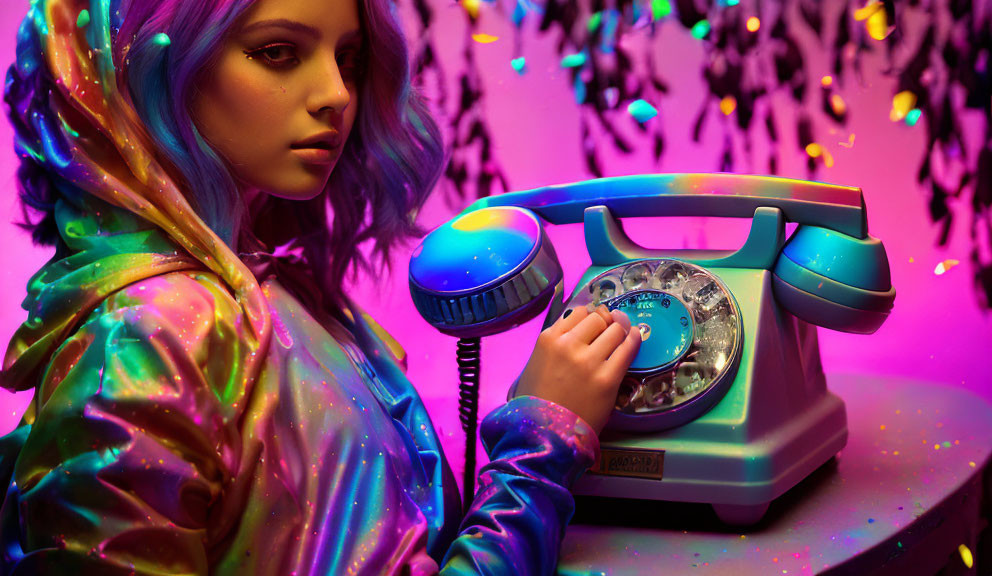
[307,56,351,115]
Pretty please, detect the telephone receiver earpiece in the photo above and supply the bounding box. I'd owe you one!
[773,225,895,334]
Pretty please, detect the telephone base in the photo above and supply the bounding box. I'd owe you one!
[571,389,847,523]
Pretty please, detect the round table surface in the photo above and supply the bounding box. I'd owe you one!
[558,374,992,575]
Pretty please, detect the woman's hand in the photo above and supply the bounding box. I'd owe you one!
[513,304,642,434]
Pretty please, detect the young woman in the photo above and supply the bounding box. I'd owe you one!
[0,0,640,573]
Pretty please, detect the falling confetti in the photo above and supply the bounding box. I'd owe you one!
[152,33,171,47]
[890,91,917,122]
[651,0,671,20]
[472,33,499,44]
[840,134,856,148]
[905,108,922,126]
[830,94,847,117]
[561,52,587,68]
[959,544,973,569]
[746,17,760,33]
[588,12,602,32]
[462,0,480,19]
[510,57,526,74]
[77,9,90,28]
[805,143,835,168]
[720,96,737,115]
[628,99,658,122]
[934,259,960,275]
[691,20,711,40]
[853,1,893,41]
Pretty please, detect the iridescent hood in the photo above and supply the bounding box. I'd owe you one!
[2,0,271,393]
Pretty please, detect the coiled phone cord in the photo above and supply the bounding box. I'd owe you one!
[456,337,481,508]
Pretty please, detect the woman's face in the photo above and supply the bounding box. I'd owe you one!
[192,0,363,201]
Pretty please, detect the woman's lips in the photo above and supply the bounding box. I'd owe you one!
[291,147,335,165]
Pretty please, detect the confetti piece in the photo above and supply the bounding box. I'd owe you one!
[905,108,922,126]
[462,0,480,19]
[561,52,587,68]
[628,99,658,122]
[691,20,711,39]
[854,1,892,40]
[970,461,976,467]
[510,57,526,74]
[840,133,855,148]
[77,9,90,28]
[588,11,602,32]
[806,143,834,168]
[725,0,740,5]
[868,518,875,523]
[472,33,499,44]
[746,16,760,32]
[652,0,672,20]
[959,544,973,569]
[831,94,847,116]
[934,259,960,275]
[720,96,737,115]
[152,33,171,47]
[942,441,951,448]
[890,91,916,121]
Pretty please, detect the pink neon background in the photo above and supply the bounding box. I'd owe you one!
[1,2,990,476]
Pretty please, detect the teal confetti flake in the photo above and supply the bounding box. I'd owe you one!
[628,99,658,122]
[573,75,586,104]
[905,108,922,126]
[152,33,171,47]
[651,0,672,20]
[561,52,587,68]
[691,20,711,39]
[511,57,526,74]
[588,11,602,32]
[942,441,951,448]
[725,0,740,6]
[77,9,90,28]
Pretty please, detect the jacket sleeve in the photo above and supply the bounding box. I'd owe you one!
[438,395,599,576]
[2,272,252,575]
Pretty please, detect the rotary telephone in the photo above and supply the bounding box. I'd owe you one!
[408,173,895,524]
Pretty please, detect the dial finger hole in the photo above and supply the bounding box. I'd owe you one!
[622,263,652,291]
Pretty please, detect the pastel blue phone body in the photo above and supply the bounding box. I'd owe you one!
[409,173,895,524]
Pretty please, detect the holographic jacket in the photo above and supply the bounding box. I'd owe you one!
[0,1,599,574]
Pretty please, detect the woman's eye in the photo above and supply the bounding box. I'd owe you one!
[244,44,298,67]
[337,48,364,78]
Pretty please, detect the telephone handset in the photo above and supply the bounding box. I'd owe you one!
[410,173,894,523]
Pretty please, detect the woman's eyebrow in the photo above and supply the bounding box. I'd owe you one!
[240,19,319,39]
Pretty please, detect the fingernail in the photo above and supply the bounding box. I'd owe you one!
[585,302,596,313]
[611,309,631,331]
